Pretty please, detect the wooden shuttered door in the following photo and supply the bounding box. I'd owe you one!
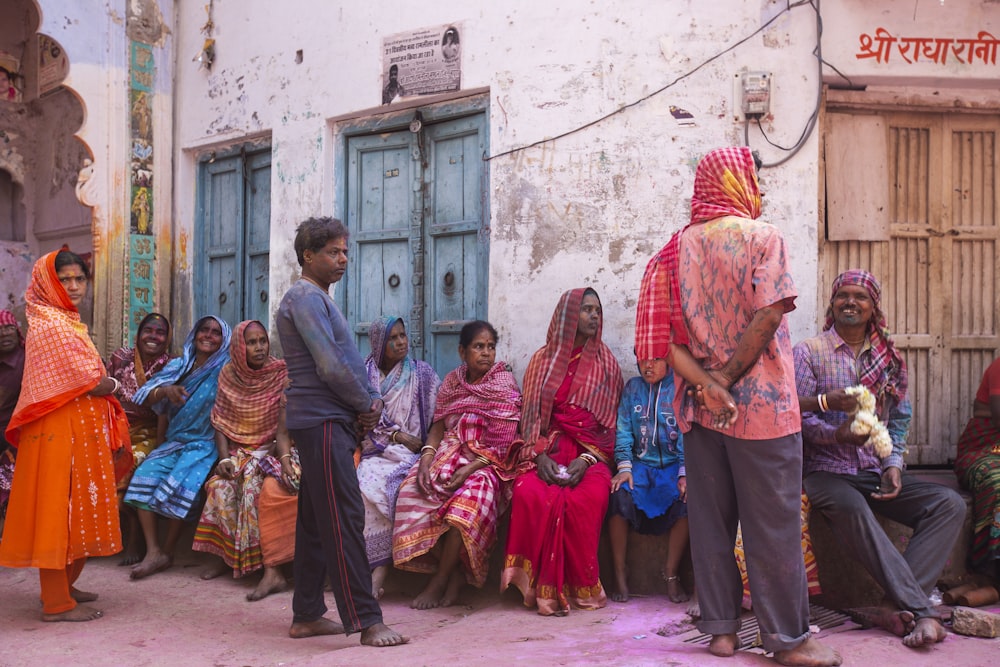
[823,110,999,465]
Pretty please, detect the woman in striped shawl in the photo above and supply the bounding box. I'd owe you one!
[392,320,521,609]
[501,288,624,616]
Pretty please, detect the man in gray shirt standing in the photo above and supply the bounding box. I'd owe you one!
[276,217,406,647]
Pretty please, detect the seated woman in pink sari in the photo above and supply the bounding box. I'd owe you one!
[502,288,624,616]
[392,320,522,609]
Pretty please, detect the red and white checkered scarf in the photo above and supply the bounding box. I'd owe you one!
[635,146,761,360]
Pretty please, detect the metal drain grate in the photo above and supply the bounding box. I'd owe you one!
[678,603,851,649]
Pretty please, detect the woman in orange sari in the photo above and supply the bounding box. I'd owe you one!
[501,288,623,615]
[0,249,130,622]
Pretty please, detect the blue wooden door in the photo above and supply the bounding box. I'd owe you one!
[342,110,488,377]
[243,151,272,327]
[344,130,418,360]
[196,146,271,329]
[423,115,489,374]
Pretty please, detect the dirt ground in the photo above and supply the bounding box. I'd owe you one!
[1,547,998,667]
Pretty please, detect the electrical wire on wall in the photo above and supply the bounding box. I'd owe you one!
[744,0,822,168]
[484,0,819,168]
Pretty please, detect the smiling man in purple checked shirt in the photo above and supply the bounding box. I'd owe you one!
[795,269,965,649]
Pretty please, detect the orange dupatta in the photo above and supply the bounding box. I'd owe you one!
[5,250,128,448]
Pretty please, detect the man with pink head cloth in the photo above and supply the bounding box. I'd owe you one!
[636,147,840,666]
[795,269,965,648]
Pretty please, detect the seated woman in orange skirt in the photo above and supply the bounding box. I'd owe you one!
[192,320,300,601]
[0,249,130,622]
[501,288,623,616]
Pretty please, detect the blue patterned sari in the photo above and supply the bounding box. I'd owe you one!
[125,316,232,520]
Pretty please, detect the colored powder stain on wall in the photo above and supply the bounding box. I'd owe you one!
[178,232,189,271]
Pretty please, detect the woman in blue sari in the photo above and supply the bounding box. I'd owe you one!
[125,316,232,579]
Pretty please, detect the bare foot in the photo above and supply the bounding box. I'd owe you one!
[129,552,172,580]
[371,565,387,600]
[708,633,739,657]
[70,587,99,603]
[439,569,464,607]
[686,598,701,619]
[665,575,689,603]
[199,559,231,580]
[411,573,448,610]
[360,622,408,647]
[902,617,947,648]
[118,549,144,566]
[288,616,346,638]
[611,568,629,603]
[774,636,842,666]
[247,567,287,601]
[846,606,915,637]
[42,604,104,622]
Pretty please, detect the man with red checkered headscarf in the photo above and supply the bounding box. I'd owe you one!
[637,147,840,666]
[795,269,964,648]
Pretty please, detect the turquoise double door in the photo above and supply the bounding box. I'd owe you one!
[196,146,272,330]
[341,110,489,378]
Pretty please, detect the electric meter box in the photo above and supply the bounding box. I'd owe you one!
[740,71,771,117]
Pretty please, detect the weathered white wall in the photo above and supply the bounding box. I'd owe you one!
[171,0,998,376]
[30,0,175,353]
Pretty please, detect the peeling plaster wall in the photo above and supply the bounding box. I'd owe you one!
[171,0,997,377]
[33,0,175,354]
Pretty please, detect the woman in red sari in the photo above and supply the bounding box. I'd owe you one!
[0,249,130,622]
[502,288,623,615]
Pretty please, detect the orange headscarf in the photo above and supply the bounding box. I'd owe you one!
[5,251,120,446]
[210,320,288,447]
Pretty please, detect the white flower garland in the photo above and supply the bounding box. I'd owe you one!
[845,385,893,458]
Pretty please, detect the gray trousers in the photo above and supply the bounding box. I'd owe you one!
[685,424,810,652]
[803,470,966,619]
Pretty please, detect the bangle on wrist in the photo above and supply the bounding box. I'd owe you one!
[218,457,233,467]
[579,453,598,467]
[475,454,490,467]
[279,453,292,461]
[420,444,436,457]
[616,461,633,472]
[391,430,399,443]
[818,393,829,412]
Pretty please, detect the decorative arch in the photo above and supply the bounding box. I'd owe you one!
[1,1,93,321]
